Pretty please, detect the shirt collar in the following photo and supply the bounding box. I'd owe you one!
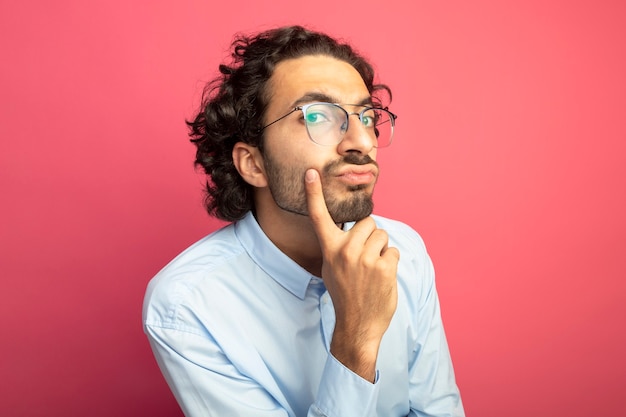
[234,211,315,300]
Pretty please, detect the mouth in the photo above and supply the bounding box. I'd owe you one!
[334,165,378,186]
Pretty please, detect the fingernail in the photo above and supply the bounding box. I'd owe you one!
[305,169,317,183]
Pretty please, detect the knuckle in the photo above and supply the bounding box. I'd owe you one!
[361,254,377,270]
[335,244,353,263]
[361,216,376,230]
[371,229,389,243]
[374,259,393,276]
[353,216,376,233]
[308,210,323,224]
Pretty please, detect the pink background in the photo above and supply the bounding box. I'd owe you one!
[1,1,625,416]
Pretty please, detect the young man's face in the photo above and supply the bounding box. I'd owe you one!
[260,54,379,223]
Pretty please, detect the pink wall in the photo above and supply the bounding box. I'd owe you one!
[1,1,625,416]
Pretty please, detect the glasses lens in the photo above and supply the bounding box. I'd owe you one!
[363,108,394,148]
[303,103,346,145]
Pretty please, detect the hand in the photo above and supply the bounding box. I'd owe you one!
[304,169,399,382]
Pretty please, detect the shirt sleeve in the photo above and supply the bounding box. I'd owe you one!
[145,323,380,417]
[313,354,380,417]
[407,256,465,417]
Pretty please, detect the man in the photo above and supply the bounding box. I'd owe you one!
[143,25,464,417]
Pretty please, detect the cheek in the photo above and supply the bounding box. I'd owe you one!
[277,147,333,172]
[264,129,340,174]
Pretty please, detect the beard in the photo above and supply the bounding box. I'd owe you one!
[263,152,377,223]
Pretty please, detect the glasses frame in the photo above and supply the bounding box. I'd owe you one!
[258,102,398,148]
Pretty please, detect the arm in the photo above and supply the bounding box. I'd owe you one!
[407,256,464,417]
[145,325,289,416]
[145,323,381,417]
[304,168,399,383]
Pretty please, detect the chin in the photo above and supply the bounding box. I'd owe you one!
[327,195,374,223]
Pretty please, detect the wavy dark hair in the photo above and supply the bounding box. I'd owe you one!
[188,25,391,221]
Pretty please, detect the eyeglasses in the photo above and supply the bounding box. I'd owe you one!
[259,102,397,148]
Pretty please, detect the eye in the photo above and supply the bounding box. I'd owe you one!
[305,108,333,125]
[361,109,378,128]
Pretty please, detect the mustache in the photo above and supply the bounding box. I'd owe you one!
[323,154,378,174]
[342,153,377,166]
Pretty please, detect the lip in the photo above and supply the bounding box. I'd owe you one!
[335,165,378,186]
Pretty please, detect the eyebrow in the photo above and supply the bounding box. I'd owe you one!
[291,92,373,108]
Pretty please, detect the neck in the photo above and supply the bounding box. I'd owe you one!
[253,195,325,277]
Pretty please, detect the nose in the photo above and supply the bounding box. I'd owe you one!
[336,113,377,155]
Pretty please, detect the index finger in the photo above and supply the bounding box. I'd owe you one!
[305,168,341,242]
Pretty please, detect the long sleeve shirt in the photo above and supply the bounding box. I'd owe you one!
[143,211,464,417]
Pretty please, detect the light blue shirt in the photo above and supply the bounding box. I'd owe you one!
[143,211,464,417]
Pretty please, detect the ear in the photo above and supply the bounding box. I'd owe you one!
[232,142,268,187]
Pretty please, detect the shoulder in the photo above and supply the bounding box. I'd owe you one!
[142,222,248,330]
[153,222,242,283]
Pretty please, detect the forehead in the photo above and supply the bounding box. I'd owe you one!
[266,55,370,111]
